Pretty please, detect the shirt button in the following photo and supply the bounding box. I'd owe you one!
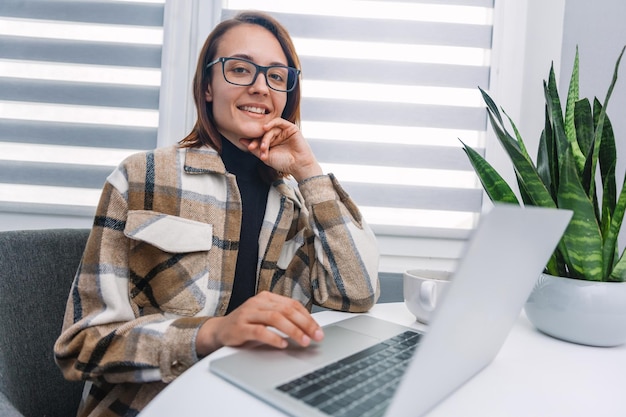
[171,360,185,374]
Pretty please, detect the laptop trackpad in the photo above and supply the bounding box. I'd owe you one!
[285,325,378,366]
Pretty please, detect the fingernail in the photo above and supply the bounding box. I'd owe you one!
[314,329,324,341]
[301,335,311,346]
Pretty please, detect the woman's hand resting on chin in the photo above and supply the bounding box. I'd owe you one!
[239,118,323,182]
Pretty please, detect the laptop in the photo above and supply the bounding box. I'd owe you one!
[210,204,572,417]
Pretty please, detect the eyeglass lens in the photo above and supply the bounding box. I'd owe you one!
[223,58,296,92]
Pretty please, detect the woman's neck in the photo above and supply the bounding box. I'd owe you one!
[220,137,259,178]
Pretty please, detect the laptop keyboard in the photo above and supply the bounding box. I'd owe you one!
[276,330,422,417]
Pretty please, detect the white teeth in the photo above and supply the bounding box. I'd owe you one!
[240,106,266,114]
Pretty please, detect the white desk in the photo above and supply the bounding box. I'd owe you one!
[139,303,626,417]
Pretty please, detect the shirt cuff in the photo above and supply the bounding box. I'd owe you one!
[298,174,338,205]
[159,316,210,383]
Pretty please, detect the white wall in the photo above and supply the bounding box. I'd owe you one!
[559,0,626,181]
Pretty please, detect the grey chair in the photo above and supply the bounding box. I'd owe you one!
[311,272,404,313]
[376,272,404,304]
[0,228,90,417]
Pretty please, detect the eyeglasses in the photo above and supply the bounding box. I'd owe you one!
[206,57,300,92]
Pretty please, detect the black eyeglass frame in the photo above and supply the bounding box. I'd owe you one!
[206,56,301,93]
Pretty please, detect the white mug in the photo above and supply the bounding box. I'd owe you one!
[403,269,452,324]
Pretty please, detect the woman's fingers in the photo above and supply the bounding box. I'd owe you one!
[221,292,324,349]
[240,322,290,349]
[260,119,299,148]
[260,304,323,347]
[238,118,322,180]
[196,293,324,355]
[250,292,323,345]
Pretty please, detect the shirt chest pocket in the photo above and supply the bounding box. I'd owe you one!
[124,210,213,316]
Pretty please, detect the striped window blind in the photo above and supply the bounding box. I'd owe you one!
[0,0,164,219]
[223,0,494,272]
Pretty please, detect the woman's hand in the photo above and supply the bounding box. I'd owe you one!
[239,118,323,182]
[195,291,324,357]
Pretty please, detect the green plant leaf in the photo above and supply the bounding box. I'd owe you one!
[483,103,556,208]
[557,150,603,280]
[608,254,626,282]
[460,141,519,204]
[586,46,626,206]
[574,98,593,159]
[564,47,580,149]
[544,69,586,176]
[577,98,602,222]
[500,110,538,204]
[536,129,551,193]
[478,87,555,208]
[479,86,505,126]
[537,105,558,199]
[603,170,626,279]
[595,98,617,219]
[503,109,529,157]
[478,87,529,165]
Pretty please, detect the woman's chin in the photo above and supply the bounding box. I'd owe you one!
[237,122,266,138]
[239,131,264,141]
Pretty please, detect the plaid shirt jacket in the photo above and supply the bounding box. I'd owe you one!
[54,144,380,417]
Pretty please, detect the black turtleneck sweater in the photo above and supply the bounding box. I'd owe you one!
[221,138,270,313]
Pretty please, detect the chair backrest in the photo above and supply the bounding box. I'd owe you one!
[0,228,90,417]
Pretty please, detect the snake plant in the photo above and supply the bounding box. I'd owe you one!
[461,46,626,282]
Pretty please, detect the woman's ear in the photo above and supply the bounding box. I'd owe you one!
[205,87,213,102]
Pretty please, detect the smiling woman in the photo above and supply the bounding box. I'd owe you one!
[53,10,380,417]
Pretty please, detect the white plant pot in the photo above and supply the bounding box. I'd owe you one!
[524,273,626,347]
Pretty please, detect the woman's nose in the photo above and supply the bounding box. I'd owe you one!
[248,70,270,94]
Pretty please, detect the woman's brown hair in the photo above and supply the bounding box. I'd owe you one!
[179,11,302,180]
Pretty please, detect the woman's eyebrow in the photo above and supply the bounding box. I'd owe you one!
[229,53,288,67]
[230,53,252,60]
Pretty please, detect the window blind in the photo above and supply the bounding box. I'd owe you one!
[223,0,494,272]
[0,0,164,218]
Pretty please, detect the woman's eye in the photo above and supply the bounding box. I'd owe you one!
[231,66,250,74]
[268,73,284,82]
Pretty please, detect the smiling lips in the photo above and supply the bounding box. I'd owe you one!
[239,105,269,115]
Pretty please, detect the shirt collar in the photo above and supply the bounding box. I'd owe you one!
[182,145,226,175]
[181,145,302,208]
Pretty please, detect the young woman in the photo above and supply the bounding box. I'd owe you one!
[54,11,379,417]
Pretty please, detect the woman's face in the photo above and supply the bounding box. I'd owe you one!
[206,24,289,150]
